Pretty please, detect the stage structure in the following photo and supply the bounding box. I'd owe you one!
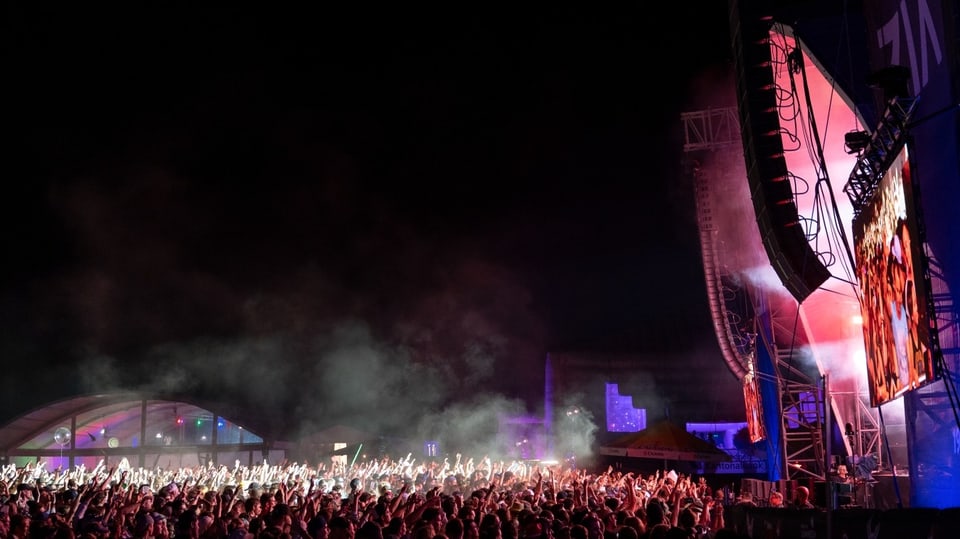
[704,0,960,509]
[684,104,833,486]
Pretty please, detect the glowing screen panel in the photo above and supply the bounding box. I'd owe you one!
[743,362,765,443]
[853,145,937,407]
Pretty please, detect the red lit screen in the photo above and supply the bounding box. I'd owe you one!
[743,363,765,443]
[853,145,937,407]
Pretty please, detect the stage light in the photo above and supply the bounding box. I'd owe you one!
[176,416,184,426]
[844,130,871,154]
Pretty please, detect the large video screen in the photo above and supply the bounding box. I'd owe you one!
[853,145,937,407]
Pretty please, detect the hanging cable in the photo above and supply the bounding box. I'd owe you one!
[876,406,904,508]
[936,353,960,433]
[767,23,865,309]
[780,24,859,282]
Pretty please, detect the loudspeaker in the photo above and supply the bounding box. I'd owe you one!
[730,0,831,303]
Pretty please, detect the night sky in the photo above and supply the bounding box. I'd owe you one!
[2,5,741,439]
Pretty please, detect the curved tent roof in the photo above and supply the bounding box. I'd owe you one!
[0,392,271,462]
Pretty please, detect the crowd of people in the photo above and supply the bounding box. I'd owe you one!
[0,455,817,539]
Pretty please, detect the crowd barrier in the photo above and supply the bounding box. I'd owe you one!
[724,505,960,539]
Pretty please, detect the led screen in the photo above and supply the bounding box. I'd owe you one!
[853,145,937,407]
[743,362,765,443]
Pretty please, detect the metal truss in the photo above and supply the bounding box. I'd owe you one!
[928,255,959,370]
[831,388,883,467]
[843,96,919,214]
[771,327,828,481]
[681,107,742,153]
[907,253,960,467]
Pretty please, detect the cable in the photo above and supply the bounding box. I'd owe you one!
[876,406,904,508]
[769,22,862,300]
[793,31,859,281]
[837,0,865,135]
[935,351,960,434]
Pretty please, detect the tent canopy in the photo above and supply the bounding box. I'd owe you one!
[599,420,732,463]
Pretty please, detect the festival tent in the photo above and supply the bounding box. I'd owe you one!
[598,420,732,463]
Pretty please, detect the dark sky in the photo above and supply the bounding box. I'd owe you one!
[2,4,740,437]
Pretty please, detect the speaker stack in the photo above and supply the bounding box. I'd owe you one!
[729,0,831,303]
